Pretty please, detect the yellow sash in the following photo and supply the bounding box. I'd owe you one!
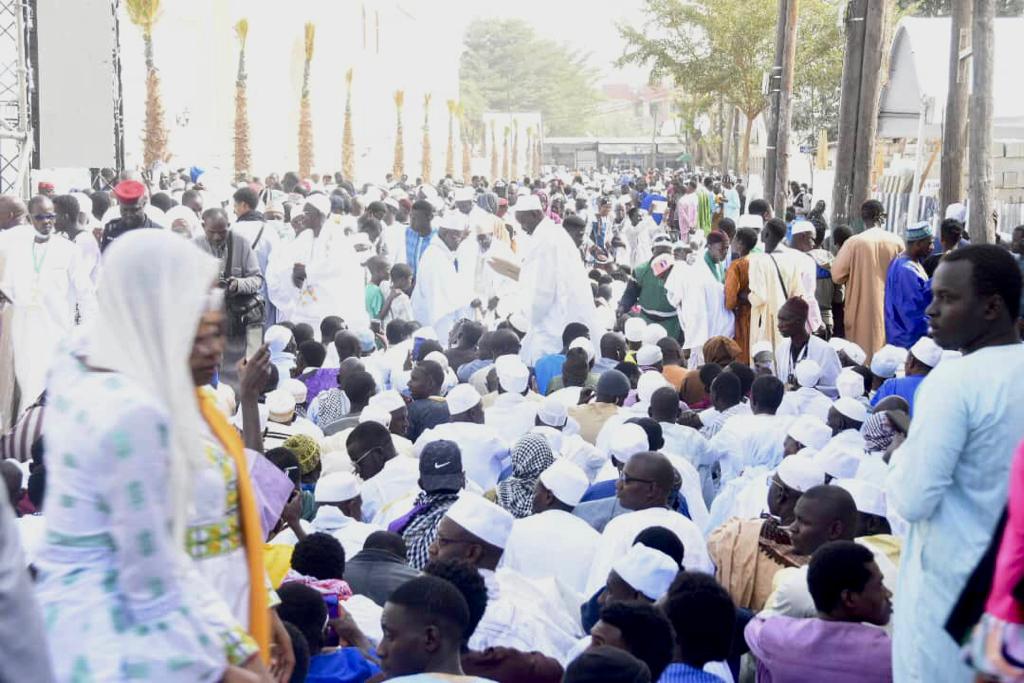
[196,389,270,662]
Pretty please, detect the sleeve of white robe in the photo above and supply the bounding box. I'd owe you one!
[265,233,305,318]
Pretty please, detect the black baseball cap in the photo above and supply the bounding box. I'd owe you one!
[419,439,464,492]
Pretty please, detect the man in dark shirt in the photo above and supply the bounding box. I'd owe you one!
[342,530,419,606]
[100,179,161,251]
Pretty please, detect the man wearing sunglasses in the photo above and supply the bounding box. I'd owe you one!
[0,194,95,406]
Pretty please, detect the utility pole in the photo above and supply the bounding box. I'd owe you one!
[939,0,972,215]
[970,0,995,244]
[649,100,659,171]
[831,0,889,230]
[772,0,799,217]
[763,0,787,206]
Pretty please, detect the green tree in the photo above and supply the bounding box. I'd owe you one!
[618,0,846,173]
[460,19,601,137]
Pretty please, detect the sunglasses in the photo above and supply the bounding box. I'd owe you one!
[33,213,56,221]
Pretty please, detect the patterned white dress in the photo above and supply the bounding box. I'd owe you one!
[34,354,247,682]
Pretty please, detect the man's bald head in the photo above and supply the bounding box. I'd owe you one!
[630,451,675,495]
[649,386,681,422]
[0,195,26,230]
[789,485,858,556]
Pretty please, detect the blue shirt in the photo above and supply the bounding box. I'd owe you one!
[871,374,926,415]
[641,192,667,225]
[579,479,690,519]
[405,227,434,278]
[658,663,725,682]
[307,648,380,683]
[884,255,931,348]
[533,353,566,395]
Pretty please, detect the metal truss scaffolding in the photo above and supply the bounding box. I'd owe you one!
[0,0,30,198]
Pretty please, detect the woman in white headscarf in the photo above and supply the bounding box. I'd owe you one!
[34,231,267,682]
[166,204,202,239]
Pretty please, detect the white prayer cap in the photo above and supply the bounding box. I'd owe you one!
[610,423,649,464]
[909,336,942,368]
[530,425,564,454]
[855,453,888,487]
[314,471,361,503]
[643,323,668,345]
[813,441,863,479]
[834,478,886,517]
[369,389,406,414]
[537,396,569,428]
[444,494,514,548]
[284,378,308,405]
[495,354,529,394]
[870,344,907,379]
[787,415,832,451]
[232,402,269,433]
[737,213,764,229]
[321,450,354,475]
[841,342,866,366]
[945,202,967,222]
[358,405,392,427]
[775,455,827,493]
[791,220,815,236]
[568,336,595,362]
[637,371,670,403]
[453,186,475,202]
[562,435,605,483]
[750,341,773,358]
[636,344,664,367]
[507,313,529,335]
[446,383,481,416]
[624,317,646,343]
[793,359,822,388]
[425,351,450,370]
[266,389,296,423]
[514,194,543,212]
[439,210,469,233]
[539,458,589,507]
[833,396,868,423]
[304,193,331,217]
[836,369,865,399]
[612,545,679,601]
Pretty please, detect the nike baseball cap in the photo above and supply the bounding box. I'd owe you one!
[419,439,464,492]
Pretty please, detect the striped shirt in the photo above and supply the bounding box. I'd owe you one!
[657,663,725,683]
[0,401,44,463]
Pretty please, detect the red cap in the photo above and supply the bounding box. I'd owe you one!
[37,181,55,191]
[113,180,146,203]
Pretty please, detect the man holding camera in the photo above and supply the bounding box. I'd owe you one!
[193,206,264,385]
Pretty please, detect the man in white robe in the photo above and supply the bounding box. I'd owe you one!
[0,195,95,404]
[411,211,473,346]
[664,252,734,367]
[501,459,598,596]
[514,195,600,365]
[748,219,808,357]
[430,495,584,664]
[266,194,367,335]
[707,375,795,483]
[454,215,518,320]
[774,297,842,398]
[587,452,712,595]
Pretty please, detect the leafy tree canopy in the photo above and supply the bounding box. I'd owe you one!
[896,0,1023,16]
[459,18,601,136]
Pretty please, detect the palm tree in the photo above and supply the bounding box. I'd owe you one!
[392,90,405,178]
[501,126,510,180]
[125,0,167,168]
[342,68,355,182]
[421,93,432,184]
[298,22,316,179]
[233,19,251,179]
[445,99,457,179]
[510,119,519,181]
[489,121,498,181]
[459,103,471,184]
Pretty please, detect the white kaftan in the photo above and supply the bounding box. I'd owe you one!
[411,239,472,345]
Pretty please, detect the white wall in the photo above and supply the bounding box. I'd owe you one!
[117,0,462,184]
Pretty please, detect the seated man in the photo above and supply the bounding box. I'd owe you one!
[406,360,451,442]
[342,531,419,607]
[588,602,674,682]
[745,541,892,682]
[870,336,941,416]
[660,572,737,682]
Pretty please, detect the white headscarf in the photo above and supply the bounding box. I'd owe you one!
[165,205,201,238]
[88,230,219,545]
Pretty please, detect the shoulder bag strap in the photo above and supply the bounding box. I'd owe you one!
[768,254,788,300]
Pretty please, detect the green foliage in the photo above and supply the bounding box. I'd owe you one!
[792,0,846,146]
[459,19,601,136]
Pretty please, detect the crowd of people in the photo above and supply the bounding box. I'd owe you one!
[0,163,1023,683]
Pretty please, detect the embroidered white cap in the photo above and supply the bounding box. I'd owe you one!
[539,458,590,507]
[444,494,515,549]
[445,383,481,416]
[612,545,679,601]
[314,471,361,503]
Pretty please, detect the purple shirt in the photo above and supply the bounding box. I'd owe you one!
[745,615,892,682]
[300,368,340,405]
